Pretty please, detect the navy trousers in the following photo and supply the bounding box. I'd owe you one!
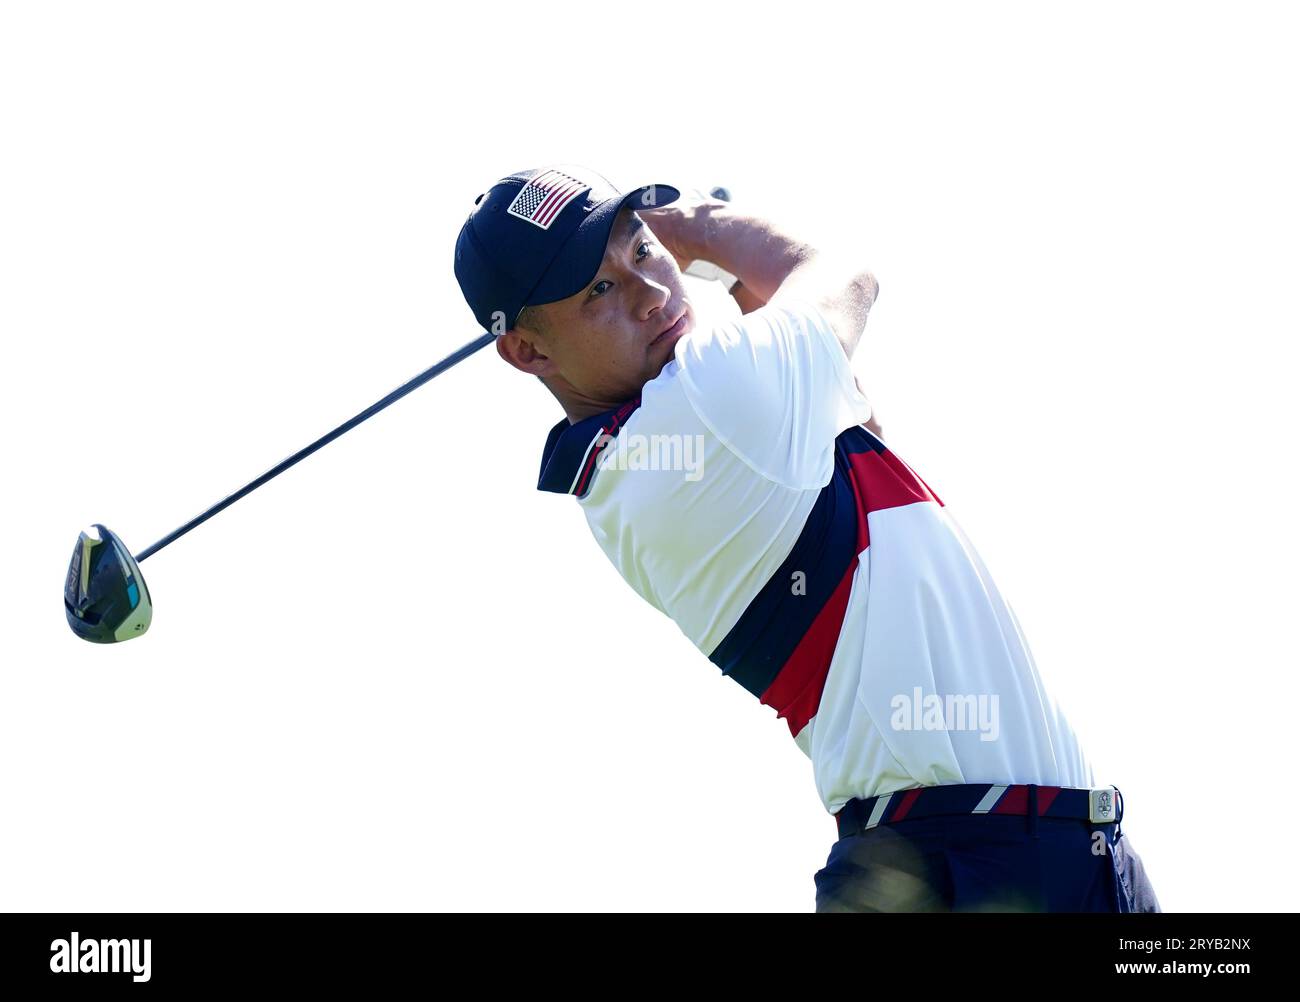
[814,813,1161,913]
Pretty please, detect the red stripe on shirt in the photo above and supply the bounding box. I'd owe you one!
[760,442,874,736]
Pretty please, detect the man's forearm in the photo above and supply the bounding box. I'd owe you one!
[672,203,817,304]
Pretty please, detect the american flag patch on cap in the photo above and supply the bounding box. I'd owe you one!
[507,167,590,230]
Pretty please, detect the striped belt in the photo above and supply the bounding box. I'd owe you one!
[834,783,1124,840]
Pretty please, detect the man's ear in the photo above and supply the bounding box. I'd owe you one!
[495,327,556,377]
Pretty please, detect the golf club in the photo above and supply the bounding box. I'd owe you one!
[64,332,495,643]
[63,185,733,645]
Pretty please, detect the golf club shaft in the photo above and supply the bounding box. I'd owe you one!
[134,332,496,563]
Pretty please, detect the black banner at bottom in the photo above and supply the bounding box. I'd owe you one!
[0,912,1278,989]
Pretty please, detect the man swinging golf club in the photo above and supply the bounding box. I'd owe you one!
[62,161,1162,913]
[452,164,1162,913]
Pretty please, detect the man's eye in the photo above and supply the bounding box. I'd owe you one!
[588,244,652,298]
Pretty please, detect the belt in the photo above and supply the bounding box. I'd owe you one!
[834,783,1124,840]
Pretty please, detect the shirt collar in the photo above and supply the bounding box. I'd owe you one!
[537,396,642,497]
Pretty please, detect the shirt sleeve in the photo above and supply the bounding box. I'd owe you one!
[672,295,873,489]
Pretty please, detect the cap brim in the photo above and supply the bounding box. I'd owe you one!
[525,183,680,307]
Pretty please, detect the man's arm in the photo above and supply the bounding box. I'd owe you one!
[728,280,768,315]
[645,198,884,438]
[643,199,879,358]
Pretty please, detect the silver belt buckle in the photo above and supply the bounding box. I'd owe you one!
[1088,787,1118,824]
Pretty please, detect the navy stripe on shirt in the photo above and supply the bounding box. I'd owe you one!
[707,425,888,696]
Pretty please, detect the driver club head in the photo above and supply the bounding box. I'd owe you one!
[64,524,153,644]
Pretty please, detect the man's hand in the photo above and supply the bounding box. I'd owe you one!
[640,189,729,272]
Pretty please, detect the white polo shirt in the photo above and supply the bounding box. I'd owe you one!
[536,294,1095,814]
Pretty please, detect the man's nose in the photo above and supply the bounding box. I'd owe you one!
[636,277,671,317]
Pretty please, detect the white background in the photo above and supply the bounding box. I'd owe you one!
[2,1,1297,912]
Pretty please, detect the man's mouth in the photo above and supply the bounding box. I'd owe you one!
[651,312,686,346]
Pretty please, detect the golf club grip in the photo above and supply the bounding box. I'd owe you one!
[134,331,497,562]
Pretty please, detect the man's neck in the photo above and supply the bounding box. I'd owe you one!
[562,400,620,424]
[546,381,628,425]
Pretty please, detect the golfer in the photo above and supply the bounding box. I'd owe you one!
[453,165,1160,912]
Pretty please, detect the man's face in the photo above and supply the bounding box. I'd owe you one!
[502,206,695,412]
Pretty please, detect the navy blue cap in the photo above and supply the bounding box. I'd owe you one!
[454,165,679,334]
